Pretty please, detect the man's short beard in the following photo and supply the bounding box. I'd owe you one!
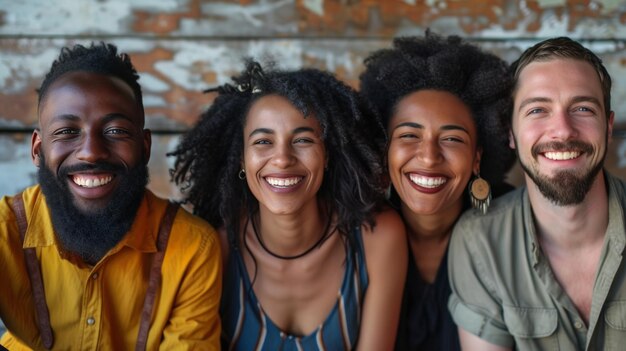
[517,140,605,206]
[38,154,149,265]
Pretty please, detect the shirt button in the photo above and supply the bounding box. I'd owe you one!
[92,273,98,280]
[574,321,583,329]
[87,317,95,325]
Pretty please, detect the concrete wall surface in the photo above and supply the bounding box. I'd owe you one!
[2,1,626,198]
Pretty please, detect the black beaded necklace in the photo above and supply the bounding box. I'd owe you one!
[250,214,335,260]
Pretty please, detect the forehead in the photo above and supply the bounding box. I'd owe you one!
[390,90,476,132]
[515,59,604,105]
[245,94,321,131]
[39,71,142,126]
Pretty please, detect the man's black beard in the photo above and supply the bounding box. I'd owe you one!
[517,139,605,206]
[38,155,149,265]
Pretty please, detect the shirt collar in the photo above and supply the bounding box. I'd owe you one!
[604,171,626,255]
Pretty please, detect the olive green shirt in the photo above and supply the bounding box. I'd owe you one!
[448,172,626,350]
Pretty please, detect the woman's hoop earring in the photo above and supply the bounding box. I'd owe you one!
[238,169,246,180]
[469,174,491,214]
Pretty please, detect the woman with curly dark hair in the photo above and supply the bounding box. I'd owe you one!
[360,32,516,351]
[170,60,407,350]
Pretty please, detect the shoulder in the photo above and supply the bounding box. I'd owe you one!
[0,185,41,225]
[361,207,406,243]
[450,187,526,267]
[0,194,13,223]
[361,207,407,261]
[143,192,220,260]
[606,171,626,199]
[455,186,524,237]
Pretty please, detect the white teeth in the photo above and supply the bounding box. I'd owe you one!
[409,174,447,188]
[73,175,113,188]
[265,177,303,188]
[544,151,580,160]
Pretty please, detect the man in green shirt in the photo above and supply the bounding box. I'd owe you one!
[448,37,626,350]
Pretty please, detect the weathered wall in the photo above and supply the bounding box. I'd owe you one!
[1,0,626,200]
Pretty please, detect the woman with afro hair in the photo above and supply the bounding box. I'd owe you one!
[360,32,516,351]
[170,60,407,350]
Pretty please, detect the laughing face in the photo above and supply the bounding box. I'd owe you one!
[387,90,480,216]
[32,71,151,263]
[242,94,326,216]
[33,71,150,214]
[510,58,613,206]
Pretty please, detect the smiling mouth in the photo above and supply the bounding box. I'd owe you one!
[265,176,303,188]
[72,175,114,188]
[543,151,581,160]
[409,174,447,189]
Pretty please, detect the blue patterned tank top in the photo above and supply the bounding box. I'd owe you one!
[221,228,369,351]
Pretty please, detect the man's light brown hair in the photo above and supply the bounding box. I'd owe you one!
[510,37,612,119]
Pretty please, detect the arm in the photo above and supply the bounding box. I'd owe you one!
[357,208,407,351]
[459,327,511,351]
[160,220,223,350]
[447,222,514,349]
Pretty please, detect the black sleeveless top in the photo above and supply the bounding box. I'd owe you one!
[394,245,460,351]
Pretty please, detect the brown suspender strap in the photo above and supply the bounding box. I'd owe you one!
[11,192,54,350]
[135,202,179,351]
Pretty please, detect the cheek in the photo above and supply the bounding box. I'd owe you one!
[387,143,407,171]
[448,149,476,178]
[386,145,411,187]
[309,151,327,177]
[242,147,258,169]
[45,146,70,169]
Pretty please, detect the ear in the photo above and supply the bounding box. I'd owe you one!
[143,129,152,164]
[473,147,482,176]
[31,129,42,167]
[508,129,516,150]
[608,111,615,144]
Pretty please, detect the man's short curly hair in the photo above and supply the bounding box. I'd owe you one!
[38,42,143,119]
[359,32,515,187]
[170,59,386,239]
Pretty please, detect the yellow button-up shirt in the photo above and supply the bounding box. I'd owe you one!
[0,185,222,350]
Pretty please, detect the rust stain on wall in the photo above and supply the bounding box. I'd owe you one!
[128,47,216,126]
[296,0,506,35]
[0,90,37,126]
[133,0,202,34]
[524,0,620,32]
[2,1,626,200]
[293,0,626,35]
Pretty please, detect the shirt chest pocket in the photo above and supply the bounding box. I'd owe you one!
[503,305,559,350]
[604,301,626,350]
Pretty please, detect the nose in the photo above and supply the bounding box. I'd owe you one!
[76,132,110,163]
[271,142,296,169]
[549,109,578,140]
[416,138,442,165]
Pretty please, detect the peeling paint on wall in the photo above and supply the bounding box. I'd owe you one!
[303,0,324,17]
[598,0,623,14]
[536,0,566,8]
[2,0,626,200]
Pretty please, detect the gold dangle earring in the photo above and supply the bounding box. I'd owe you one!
[469,173,491,214]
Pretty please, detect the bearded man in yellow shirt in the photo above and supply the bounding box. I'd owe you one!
[0,42,222,350]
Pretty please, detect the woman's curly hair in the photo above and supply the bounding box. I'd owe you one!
[359,32,515,188]
[170,59,386,240]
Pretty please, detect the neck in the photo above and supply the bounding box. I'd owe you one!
[254,201,332,258]
[400,199,462,242]
[528,172,609,249]
[401,199,462,283]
